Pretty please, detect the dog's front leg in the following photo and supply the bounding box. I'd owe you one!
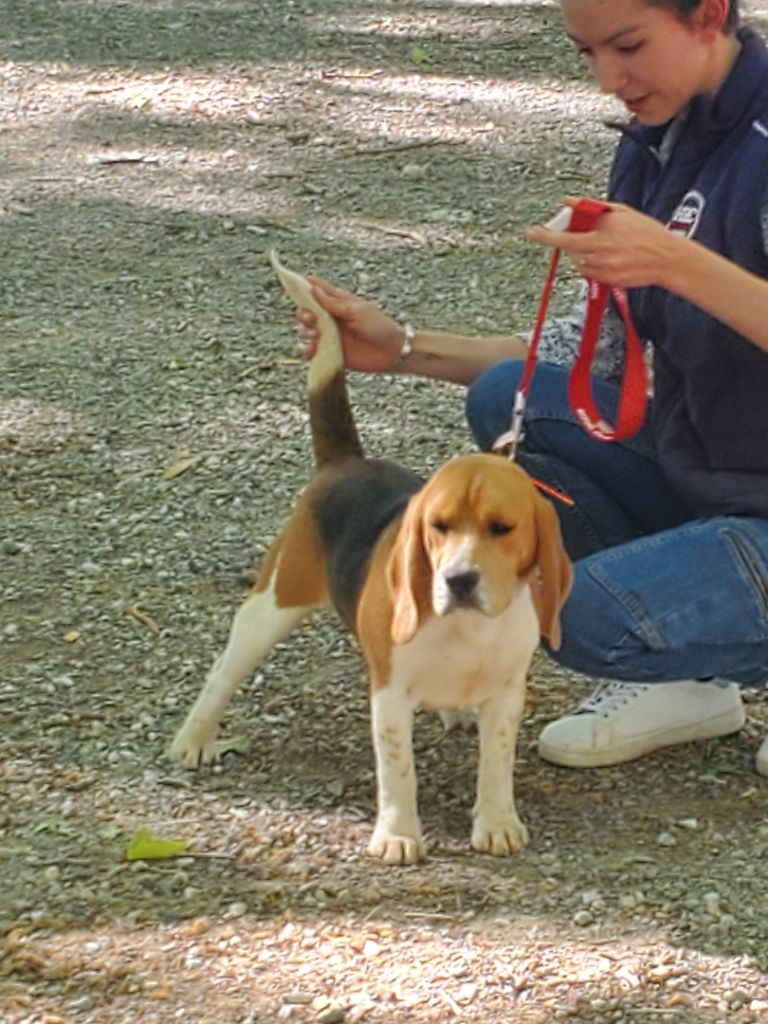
[170,584,314,768]
[471,677,529,856]
[367,685,425,865]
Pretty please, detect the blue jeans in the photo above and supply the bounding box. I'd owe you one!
[466,361,768,687]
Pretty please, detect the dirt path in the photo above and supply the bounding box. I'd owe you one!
[2,2,767,1022]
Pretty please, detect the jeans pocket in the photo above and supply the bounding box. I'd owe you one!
[722,524,768,624]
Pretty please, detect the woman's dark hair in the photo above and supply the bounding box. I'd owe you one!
[649,0,740,32]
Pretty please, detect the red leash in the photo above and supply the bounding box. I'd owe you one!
[494,198,648,504]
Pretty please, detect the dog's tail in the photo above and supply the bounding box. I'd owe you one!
[271,251,363,469]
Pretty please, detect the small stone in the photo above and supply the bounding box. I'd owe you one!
[657,831,676,847]
[458,982,478,1003]
[727,990,749,1008]
[668,992,696,1008]
[580,888,603,907]
[703,891,721,918]
[573,909,594,927]
[539,863,561,877]
[317,1010,346,1024]
[401,162,427,181]
[283,993,313,1005]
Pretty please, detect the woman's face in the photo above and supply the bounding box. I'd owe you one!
[561,0,728,124]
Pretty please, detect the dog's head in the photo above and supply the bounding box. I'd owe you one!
[387,454,572,647]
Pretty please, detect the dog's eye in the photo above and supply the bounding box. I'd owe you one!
[488,521,512,536]
[431,519,450,534]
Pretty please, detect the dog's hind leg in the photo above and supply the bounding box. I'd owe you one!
[170,578,317,767]
[170,508,328,768]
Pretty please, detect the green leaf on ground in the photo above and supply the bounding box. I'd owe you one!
[126,828,189,861]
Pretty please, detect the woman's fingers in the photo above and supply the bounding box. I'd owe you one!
[307,275,354,303]
[525,221,596,250]
[297,336,315,359]
[296,308,319,359]
[296,309,318,337]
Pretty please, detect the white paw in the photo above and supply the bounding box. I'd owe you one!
[169,723,219,768]
[471,813,529,856]
[367,828,426,865]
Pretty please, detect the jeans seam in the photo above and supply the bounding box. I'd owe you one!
[722,527,768,625]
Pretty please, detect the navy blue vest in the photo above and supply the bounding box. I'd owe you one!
[608,28,768,518]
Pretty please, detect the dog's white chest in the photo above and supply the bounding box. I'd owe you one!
[388,583,539,710]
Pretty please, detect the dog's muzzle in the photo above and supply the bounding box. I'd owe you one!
[446,569,480,604]
[435,568,484,613]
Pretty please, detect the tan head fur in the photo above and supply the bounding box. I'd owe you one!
[387,454,572,647]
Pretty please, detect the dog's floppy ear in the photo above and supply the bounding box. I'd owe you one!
[530,494,573,650]
[386,492,431,645]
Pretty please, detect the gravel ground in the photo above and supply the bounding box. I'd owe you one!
[2,2,767,1022]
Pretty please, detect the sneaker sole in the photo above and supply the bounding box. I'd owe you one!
[537,706,747,768]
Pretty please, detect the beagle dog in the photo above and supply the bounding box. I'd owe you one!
[170,255,572,865]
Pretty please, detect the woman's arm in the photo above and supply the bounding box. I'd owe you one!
[666,242,768,356]
[525,199,768,356]
[391,328,527,385]
[300,276,527,385]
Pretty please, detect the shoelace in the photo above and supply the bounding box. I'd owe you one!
[578,681,651,716]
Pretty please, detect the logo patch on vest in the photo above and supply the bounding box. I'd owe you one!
[667,190,705,238]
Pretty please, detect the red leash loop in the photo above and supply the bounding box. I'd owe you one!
[568,277,647,442]
[494,198,648,474]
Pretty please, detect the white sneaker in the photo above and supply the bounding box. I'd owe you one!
[537,680,746,768]
[757,735,768,777]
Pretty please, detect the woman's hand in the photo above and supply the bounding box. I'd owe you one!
[525,198,685,290]
[296,276,406,373]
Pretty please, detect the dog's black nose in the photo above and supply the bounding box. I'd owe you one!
[446,569,480,603]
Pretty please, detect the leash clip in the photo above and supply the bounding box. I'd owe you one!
[492,390,527,459]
